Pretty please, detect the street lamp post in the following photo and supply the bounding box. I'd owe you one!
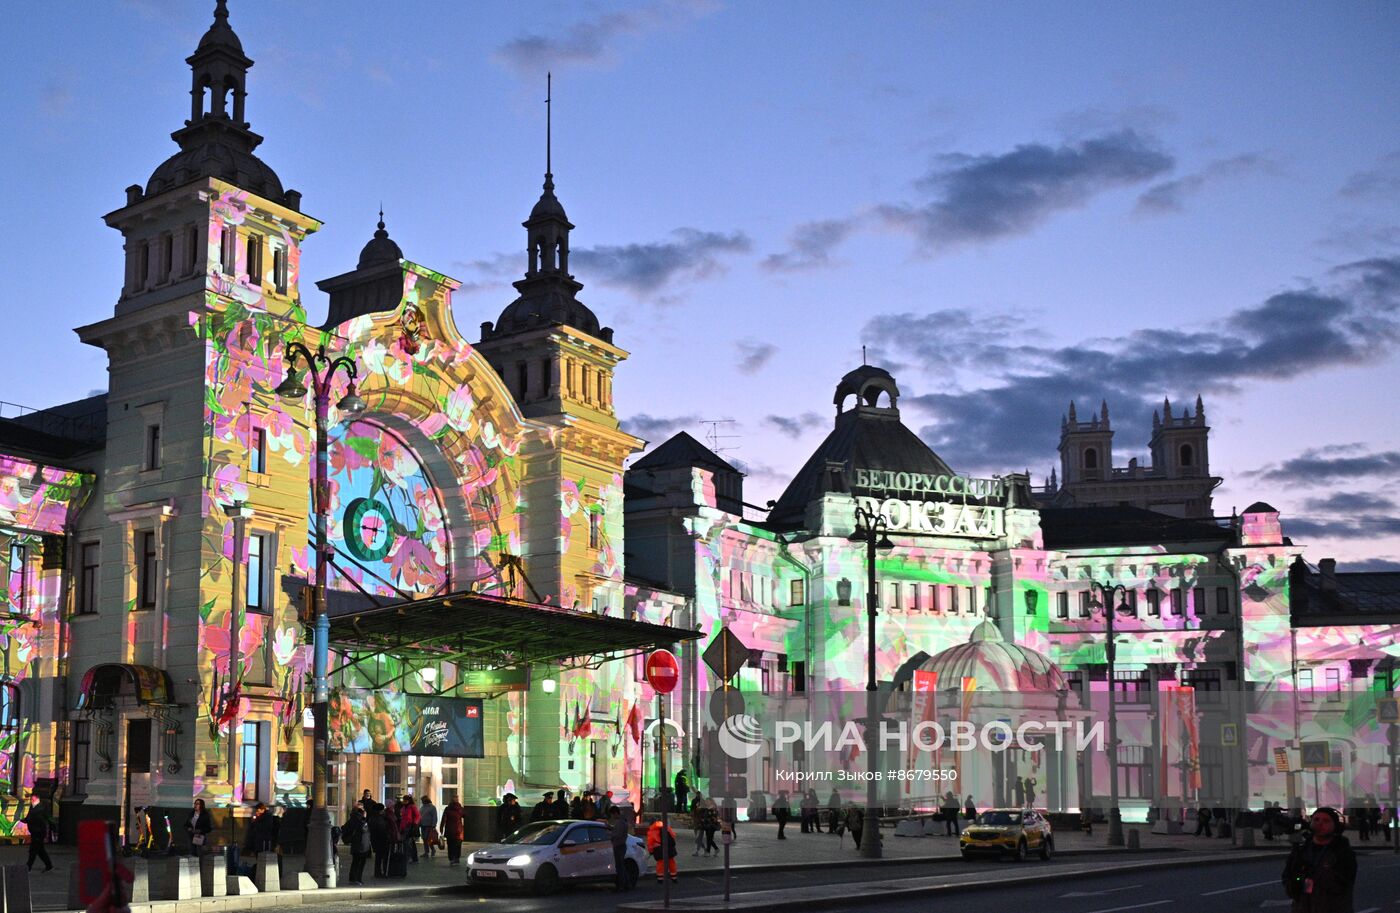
[276,342,366,888]
[1088,581,1132,847]
[850,505,893,859]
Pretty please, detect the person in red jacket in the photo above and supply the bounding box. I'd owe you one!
[646,819,678,883]
[442,799,466,866]
[399,796,421,863]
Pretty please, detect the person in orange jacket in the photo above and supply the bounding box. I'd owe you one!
[646,818,678,882]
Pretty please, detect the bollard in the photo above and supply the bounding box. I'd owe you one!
[1126,829,1140,850]
[253,852,282,893]
[127,857,151,904]
[297,872,318,890]
[1241,827,1256,848]
[226,875,258,895]
[279,854,306,891]
[201,853,228,897]
[3,864,34,913]
[158,857,201,900]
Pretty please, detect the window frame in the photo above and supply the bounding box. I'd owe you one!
[246,532,270,615]
[7,543,27,615]
[249,426,267,474]
[72,720,92,796]
[1146,589,1161,617]
[1057,591,1069,619]
[0,683,19,731]
[1169,588,1184,616]
[789,578,805,607]
[145,423,162,471]
[1299,668,1314,702]
[1215,586,1230,615]
[77,540,100,615]
[137,530,158,610]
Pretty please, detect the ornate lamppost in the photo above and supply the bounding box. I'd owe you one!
[1087,580,1134,847]
[275,342,365,887]
[849,504,893,858]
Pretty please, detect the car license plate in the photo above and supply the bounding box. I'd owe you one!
[476,869,499,878]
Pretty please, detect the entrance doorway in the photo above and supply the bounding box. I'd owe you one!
[124,718,152,846]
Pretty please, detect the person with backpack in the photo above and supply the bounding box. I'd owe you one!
[368,805,392,879]
[647,818,678,883]
[342,806,371,885]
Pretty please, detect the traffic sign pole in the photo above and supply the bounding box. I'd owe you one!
[646,651,680,910]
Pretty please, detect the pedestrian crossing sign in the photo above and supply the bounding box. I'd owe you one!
[1379,697,1399,724]
[1300,740,1330,769]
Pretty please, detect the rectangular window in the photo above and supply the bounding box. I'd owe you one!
[1192,587,1205,616]
[137,240,151,288]
[887,582,900,611]
[1184,668,1223,702]
[246,533,268,614]
[240,721,266,805]
[1125,589,1139,616]
[246,233,263,283]
[588,511,602,549]
[1057,591,1069,619]
[72,721,92,795]
[949,586,959,615]
[160,233,173,282]
[516,362,529,399]
[789,579,805,606]
[145,423,162,471]
[966,586,977,615]
[185,225,200,275]
[909,583,920,612]
[0,683,19,730]
[77,541,100,615]
[1079,590,1091,618]
[7,544,26,615]
[273,246,289,294]
[928,584,940,614]
[1215,587,1230,615]
[1113,670,1151,704]
[1146,590,1161,617]
[1299,668,1314,702]
[137,531,158,610]
[220,226,236,276]
[1170,588,1184,616]
[1326,667,1342,702]
[249,427,267,474]
[792,660,806,693]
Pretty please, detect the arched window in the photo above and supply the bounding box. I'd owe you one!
[1084,447,1098,470]
[1180,444,1194,467]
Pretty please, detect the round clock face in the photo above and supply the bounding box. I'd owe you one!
[324,419,451,598]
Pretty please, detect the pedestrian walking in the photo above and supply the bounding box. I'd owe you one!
[827,788,842,835]
[647,818,679,883]
[24,796,54,872]
[342,806,371,885]
[701,797,720,855]
[800,789,816,833]
[419,795,439,858]
[774,790,792,839]
[675,770,690,812]
[185,798,213,856]
[443,798,465,866]
[1013,776,1026,807]
[1281,807,1356,912]
[844,805,864,851]
[1194,806,1213,837]
[963,794,977,824]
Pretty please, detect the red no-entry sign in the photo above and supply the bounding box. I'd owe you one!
[646,649,680,694]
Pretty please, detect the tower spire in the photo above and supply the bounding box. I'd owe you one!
[546,71,552,184]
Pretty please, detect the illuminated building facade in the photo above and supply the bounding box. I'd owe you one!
[628,366,1400,817]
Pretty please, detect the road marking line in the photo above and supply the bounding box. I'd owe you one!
[1357,907,1380,913]
[1082,901,1174,913]
[1200,879,1279,895]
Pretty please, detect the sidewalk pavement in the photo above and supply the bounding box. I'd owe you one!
[0,821,1292,913]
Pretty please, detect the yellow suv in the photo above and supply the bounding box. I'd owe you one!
[959,808,1053,861]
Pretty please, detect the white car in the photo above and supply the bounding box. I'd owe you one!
[466,819,649,894]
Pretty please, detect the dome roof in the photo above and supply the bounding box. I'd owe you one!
[530,184,569,221]
[767,365,953,528]
[146,136,283,199]
[492,288,601,337]
[1243,501,1278,514]
[920,621,1067,692]
[197,0,244,52]
[357,219,403,269]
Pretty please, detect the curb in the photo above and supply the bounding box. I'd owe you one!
[615,850,1281,912]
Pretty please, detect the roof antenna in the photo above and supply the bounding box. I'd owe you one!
[378,201,384,230]
[862,345,867,366]
[546,72,552,181]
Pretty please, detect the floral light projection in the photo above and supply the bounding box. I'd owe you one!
[325,419,450,598]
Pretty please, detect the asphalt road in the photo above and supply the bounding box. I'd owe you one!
[286,851,1400,913]
[867,854,1400,913]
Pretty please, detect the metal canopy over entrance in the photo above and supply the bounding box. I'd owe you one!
[327,589,698,672]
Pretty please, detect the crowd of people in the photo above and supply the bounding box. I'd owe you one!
[339,791,464,885]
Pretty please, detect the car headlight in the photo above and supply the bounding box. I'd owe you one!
[466,852,477,865]
[507,854,533,867]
